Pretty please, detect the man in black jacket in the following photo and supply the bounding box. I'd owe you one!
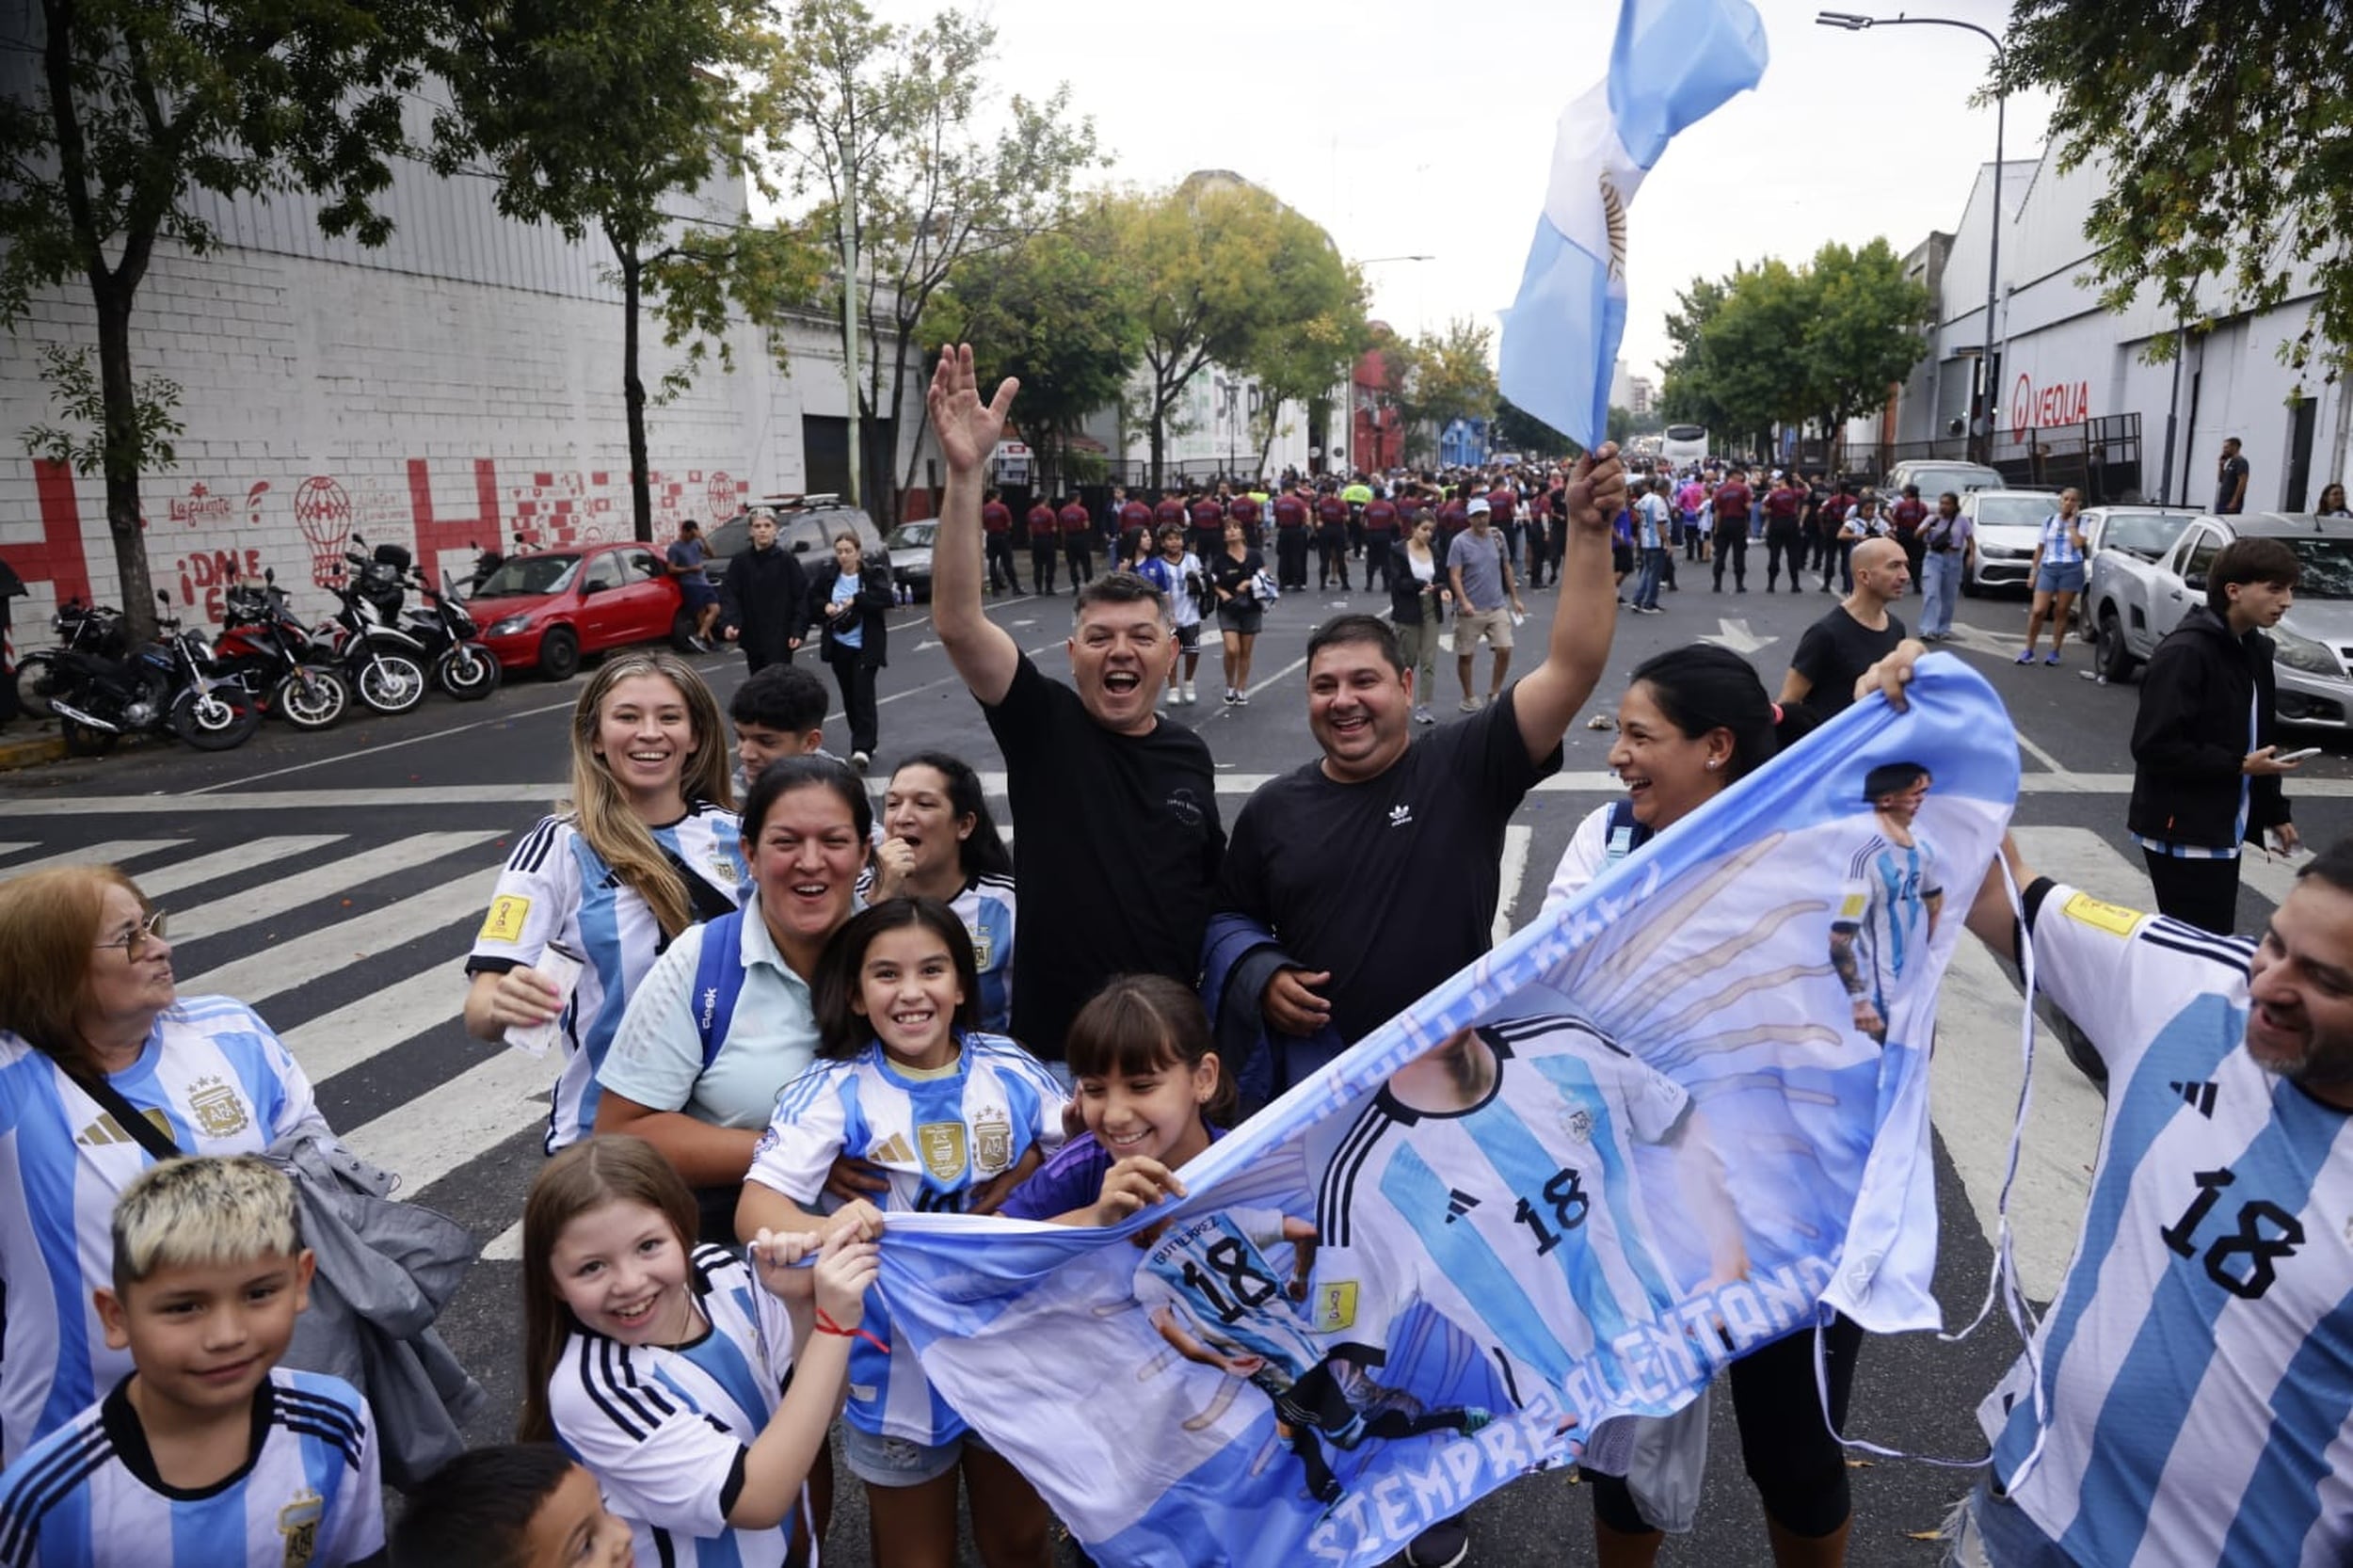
[2128,536,2304,933]
[717,509,808,672]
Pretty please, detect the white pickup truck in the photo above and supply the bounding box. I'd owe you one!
[2084,509,2353,728]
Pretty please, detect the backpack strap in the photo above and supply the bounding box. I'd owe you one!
[1603,798,1654,864]
[692,907,749,1071]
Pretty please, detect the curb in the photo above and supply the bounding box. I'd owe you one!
[0,729,67,772]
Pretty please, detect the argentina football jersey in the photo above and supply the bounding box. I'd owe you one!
[1833,833,1941,1025]
[1132,1208,1322,1385]
[1307,1017,1698,1419]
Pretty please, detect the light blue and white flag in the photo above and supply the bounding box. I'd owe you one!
[876,655,2018,1567]
[1497,0,1769,449]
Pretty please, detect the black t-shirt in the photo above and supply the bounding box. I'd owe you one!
[1215,691,1561,1046]
[1790,605,1907,720]
[2216,455,2249,514]
[983,655,1225,1056]
[1209,548,1264,603]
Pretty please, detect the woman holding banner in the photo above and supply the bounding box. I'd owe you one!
[1541,644,1863,1568]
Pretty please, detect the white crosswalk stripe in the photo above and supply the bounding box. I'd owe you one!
[0,839,189,874]
[3,810,2277,1293]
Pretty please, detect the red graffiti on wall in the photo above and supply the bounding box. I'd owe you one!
[174,548,264,623]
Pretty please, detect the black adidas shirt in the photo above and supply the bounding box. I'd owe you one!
[1217,689,1561,1047]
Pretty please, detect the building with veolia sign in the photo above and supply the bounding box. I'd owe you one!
[1879,144,2347,511]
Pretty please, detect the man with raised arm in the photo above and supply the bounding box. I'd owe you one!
[926,345,1225,1064]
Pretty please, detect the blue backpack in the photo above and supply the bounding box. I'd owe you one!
[690,907,749,1070]
[1603,798,1654,864]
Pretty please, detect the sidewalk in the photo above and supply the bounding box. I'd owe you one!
[0,725,66,771]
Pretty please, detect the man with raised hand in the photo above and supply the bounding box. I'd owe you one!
[926,345,1225,1065]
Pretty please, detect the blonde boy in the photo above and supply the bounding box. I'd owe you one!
[0,1157,384,1567]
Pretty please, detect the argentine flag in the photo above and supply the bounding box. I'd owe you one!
[1498,0,1769,449]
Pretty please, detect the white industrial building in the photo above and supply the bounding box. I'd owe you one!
[1865,146,2348,510]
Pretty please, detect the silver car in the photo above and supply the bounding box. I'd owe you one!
[2172,514,2353,729]
[884,520,938,600]
[1961,488,2063,596]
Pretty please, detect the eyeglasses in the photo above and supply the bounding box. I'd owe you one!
[95,909,168,959]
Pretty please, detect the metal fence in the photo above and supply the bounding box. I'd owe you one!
[1865,413,2145,502]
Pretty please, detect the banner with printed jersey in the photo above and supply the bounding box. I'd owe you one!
[878,654,2019,1567]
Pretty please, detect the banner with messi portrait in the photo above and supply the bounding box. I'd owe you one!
[875,654,2020,1567]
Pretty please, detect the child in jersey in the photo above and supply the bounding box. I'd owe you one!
[1135,524,1208,706]
[519,1135,878,1568]
[861,753,1017,1035]
[465,653,747,1152]
[392,1445,632,1568]
[0,1157,384,1568]
[737,898,1067,1568]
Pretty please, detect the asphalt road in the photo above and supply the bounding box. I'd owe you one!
[6,559,2349,1566]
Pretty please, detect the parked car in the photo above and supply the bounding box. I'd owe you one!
[1961,488,2064,596]
[470,540,691,680]
[883,520,940,600]
[706,495,890,574]
[2080,511,2353,727]
[2079,505,2201,669]
[1883,458,2007,507]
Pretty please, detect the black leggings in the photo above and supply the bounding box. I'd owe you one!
[1589,1315,1865,1540]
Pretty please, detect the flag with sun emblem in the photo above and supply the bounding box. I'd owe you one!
[1498,0,1769,450]
[874,656,2019,1567]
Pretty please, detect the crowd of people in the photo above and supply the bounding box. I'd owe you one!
[0,343,2346,1568]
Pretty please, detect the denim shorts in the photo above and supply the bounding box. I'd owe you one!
[840,1422,991,1488]
[2034,561,2086,595]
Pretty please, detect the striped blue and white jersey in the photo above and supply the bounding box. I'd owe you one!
[0,1001,332,1465]
[953,875,1018,1038]
[746,1033,1067,1442]
[1833,832,1941,1012]
[1978,884,2353,1568]
[1131,1208,1322,1381]
[0,1368,381,1568]
[1307,1017,1689,1413]
[548,1245,802,1568]
[467,808,747,1152]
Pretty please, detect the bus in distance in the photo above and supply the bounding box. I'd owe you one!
[1660,424,1708,469]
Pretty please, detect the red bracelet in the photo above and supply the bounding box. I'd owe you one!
[813,1308,889,1353]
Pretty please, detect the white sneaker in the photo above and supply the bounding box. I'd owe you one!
[1182,680,1197,704]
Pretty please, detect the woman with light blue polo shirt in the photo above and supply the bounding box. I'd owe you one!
[2016,487,2088,667]
[594,756,870,1243]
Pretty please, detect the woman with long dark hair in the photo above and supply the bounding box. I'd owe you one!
[865,751,1020,1035]
[808,531,894,772]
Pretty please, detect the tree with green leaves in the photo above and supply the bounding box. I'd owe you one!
[760,0,1097,522]
[1998,0,2353,382]
[1493,396,1574,458]
[439,0,822,544]
[1,0,444,642]
[930,203,1142,498]
[1800,237,1930,457]
[1115,177,1328,488]
[1231,236,1369,479]
[1406,317,1500,462]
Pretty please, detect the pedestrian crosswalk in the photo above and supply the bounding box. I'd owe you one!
[0,810,2297,1304]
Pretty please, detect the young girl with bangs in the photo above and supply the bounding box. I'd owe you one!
[737,898,1068,1568]
[519,1134,879,1568]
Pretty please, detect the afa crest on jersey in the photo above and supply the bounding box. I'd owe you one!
[972,1109,1013,1176]
[188,1077,251,1139]
[277,1488,323,1567]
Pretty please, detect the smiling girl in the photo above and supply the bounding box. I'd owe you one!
[466,653,745,1152]
[864,753,1016,1034]
[737,899,1067,1568]
[520,1135,878,1568]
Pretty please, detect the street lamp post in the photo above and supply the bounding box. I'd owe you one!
[1818,10,2007,466]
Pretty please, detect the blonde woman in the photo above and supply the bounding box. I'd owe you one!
[465,650,746,1151]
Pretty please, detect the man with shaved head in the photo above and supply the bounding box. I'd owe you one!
[1780,536,1910,723]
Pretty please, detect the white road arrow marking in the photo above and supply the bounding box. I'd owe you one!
[1698,617,1778,655]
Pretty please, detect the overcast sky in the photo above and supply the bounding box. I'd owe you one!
[839,0,2054,390]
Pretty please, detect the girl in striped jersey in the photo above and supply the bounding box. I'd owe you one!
[520,1135,879,1568]
[863,754,1017,1037]
[738,898,1068,1568]
[465,654,747,1153]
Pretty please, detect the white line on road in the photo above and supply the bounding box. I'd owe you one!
[2014,730,2070,776]
[0,843,34,860]
[131,836,344,900]
[285,967,470,1083]
[184,694,584,793]
[178,867,501,1007]
[342,1048,551,1196]
[173,831,503,944]
[0,839,189,872]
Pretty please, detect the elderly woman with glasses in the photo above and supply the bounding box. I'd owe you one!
[0,864,343,1464]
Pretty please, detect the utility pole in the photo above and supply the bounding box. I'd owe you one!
[840,157,862,509]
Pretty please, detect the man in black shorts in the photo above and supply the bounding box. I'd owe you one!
[928,346,1225,1061]
[1780,536,1908,723]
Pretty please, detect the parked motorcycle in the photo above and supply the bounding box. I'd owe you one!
[41,592,261,754]
[315,536,429,714]
[216,570,351,730]
[12,598,131,718]
[397,565,500,701]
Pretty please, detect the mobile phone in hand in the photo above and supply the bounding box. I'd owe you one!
[2277,746,2323,763]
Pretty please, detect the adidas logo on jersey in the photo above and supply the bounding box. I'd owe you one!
[2169,1080,2218,1117]
[1388,804,1414,828]
[1443,1188,1481,1224]
[77,1107,176,1147]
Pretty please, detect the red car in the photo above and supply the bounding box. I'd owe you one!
[469,541,696,680]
